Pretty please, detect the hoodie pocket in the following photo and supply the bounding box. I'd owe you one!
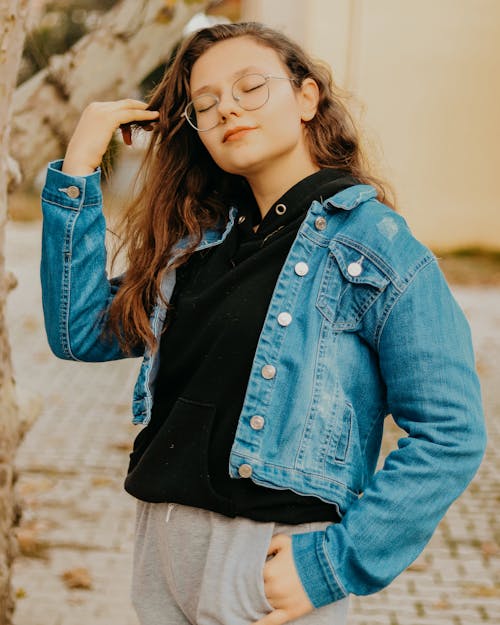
[125,397,230,508]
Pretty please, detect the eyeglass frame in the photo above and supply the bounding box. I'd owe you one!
[181,73,298,132]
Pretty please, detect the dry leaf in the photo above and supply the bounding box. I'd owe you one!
[110,440,133,452]
[91,476,115,487]
[61,567,93,590]
[22,315,39,332]
[18,477,55,497]
[33,351,50,363]
[481,541,499,557]
[407,559,428,572]
[15,528,48,558]
[464,584,500,598]
[433,598,451,610]
[113,403,130,415]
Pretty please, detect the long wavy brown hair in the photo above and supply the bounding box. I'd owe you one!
[107,21,395,354]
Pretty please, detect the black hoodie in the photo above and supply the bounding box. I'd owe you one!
[125,168,358,523]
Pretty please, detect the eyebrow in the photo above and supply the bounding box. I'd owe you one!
[191,65,266,97]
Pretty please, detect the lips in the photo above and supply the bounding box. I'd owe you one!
[223,126,257,142]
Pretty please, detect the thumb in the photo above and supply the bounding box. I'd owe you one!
[267,532,290,556]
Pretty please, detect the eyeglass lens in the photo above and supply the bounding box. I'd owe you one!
[186,74,270,131]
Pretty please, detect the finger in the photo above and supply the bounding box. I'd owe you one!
[117,109,160,126]
[251,609,290,625]
[120,124,132,146]
[117,98,155,109]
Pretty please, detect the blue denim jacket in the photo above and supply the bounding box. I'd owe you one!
[40,160,486,608]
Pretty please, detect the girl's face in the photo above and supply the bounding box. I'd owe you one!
[188,36,318,180]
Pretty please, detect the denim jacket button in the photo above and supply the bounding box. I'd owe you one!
[261,364,276,379]
[315,216,327,231]
[64,185,80,199]
[278,312,292,326]
[250,415,265,430]
[294,261,309,276]
[238,463,253,478]
[347,262,363,277]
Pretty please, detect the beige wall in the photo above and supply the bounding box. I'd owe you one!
[241,0,500,251]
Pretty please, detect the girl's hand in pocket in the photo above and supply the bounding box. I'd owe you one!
[251,533,314,625]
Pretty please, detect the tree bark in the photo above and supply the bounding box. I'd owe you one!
[11,0,210,186]
[0,2,32,623]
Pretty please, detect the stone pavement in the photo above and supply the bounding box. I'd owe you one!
[6,220,499,625]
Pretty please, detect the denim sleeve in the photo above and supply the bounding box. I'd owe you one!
[292,258,487,607]
[40,159,141,361]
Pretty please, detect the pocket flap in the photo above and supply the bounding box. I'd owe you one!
[328,240,390,290]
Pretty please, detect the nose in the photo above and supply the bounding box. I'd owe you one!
[216,88,242,122]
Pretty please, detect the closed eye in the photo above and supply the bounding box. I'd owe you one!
[242,83,266,93]
[196,102,217,113]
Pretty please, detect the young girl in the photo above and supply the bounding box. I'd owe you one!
[40,22,486,625]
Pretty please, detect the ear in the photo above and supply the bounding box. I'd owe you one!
[298,77,319,122]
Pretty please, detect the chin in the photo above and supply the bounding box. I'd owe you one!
[219,156,268,178]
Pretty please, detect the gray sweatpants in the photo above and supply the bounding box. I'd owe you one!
[132,501,349,625]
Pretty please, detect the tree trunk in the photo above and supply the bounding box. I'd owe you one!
[11,0,210,186]
[0,2,32,623]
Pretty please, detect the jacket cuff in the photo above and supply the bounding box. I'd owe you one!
[291,530,347,608]
[41,159,102,211]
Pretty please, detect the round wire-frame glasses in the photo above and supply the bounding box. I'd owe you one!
[181,73,296,132]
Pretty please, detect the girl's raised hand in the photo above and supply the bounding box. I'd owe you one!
[62,99,160,176]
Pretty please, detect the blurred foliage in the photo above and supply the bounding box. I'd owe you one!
[208,0,240,22]
[140,0,241,97]
[19,0,240,87]
[18,0,120,85]
[436,249,500,286]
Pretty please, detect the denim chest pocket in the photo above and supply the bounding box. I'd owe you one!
[316,240,390,330]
